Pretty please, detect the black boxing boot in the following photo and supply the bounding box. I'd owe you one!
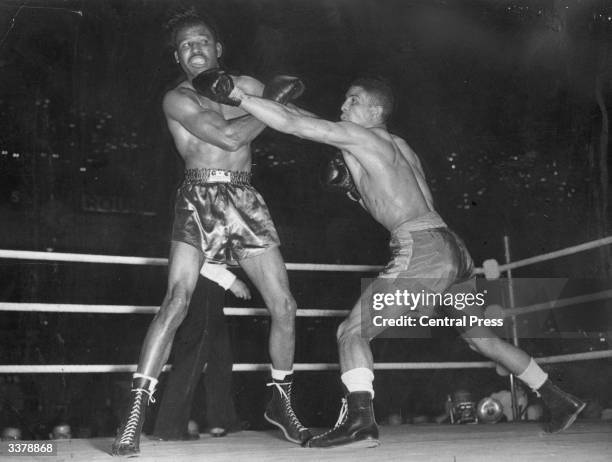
[264,375,312,444]
[306,391,379,449]
[538,379,585,433]
[111,374,158,457]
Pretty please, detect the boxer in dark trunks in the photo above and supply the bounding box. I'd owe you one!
[208,75,585,448]
[111,8,309,457]
[171,169,280,264]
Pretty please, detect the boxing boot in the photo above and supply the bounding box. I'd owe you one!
[264,375,312,444]
[538,379,585,433]
[306,391,379,449]
[111,374,157,457]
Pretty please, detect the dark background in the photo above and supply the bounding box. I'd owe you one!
[0,0,611,439]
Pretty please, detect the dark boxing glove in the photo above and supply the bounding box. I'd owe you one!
[192,68,240,106]
[263,75,305,105]
[322,152,361,202]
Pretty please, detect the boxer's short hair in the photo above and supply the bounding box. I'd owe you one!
[164,6,221,49]
[350,77,394,122]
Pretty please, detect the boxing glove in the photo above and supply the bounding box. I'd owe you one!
[192,68,240,106]
[322,152,361,202]
[263,75,305,105]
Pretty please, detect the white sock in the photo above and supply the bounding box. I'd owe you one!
[341,367,374,398]
[271,367,293,381]
[132,373,158,393]
[517,358,548,391]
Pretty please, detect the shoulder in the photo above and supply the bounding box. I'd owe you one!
[329,124,392,153]
[340,126,396,164]
[233,75,264,96]
[163,83,214,116]
[164,84,191,106]
[337,121,377,139]
[367,127,399,151]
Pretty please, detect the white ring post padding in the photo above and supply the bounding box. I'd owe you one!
[1,349,610,374]
[504,289,612,317]
[0,249,383,272]
[482,259,501,280]
[0,303,350,317]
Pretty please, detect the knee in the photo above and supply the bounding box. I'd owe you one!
[336,318,360,345]
[269,294,297,325]
[158,289,191,329]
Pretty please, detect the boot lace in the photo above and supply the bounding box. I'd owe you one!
[267,381,306,431]
[311,397,348,441]
[117,387,155,445]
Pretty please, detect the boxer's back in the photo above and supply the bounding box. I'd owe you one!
[342,128,434,231]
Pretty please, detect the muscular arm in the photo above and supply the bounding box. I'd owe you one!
[164,78,266,152]
[238,93,372,151]
[285,103,319,118]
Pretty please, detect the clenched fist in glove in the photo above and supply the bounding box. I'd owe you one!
[263,75,305,105]
[322,152,361,202]
[192,68,240,106]
[193,69,305,108]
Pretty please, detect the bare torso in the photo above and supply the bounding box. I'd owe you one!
[164,76,259,172]
[342,128,434,231]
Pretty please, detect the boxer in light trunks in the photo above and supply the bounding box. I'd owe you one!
[111,8,309,457]
[203,75,585,448]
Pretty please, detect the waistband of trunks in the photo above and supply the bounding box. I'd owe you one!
[392,210,447,233]
[182,168,252,185]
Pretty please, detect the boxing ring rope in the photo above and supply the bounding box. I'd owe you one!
[0,302,350,317]
[1,237,611,394]
[472,235,612,276]
[489,236,612,274]
[1,284,611,317]
[504,289,612,318]
[0,249,383,273]
[2,350,611,374]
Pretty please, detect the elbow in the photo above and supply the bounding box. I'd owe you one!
[277,117,298,137]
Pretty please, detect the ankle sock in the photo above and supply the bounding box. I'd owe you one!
[341,367,374,398]
[271,367,293,382]
[517,358,548,391]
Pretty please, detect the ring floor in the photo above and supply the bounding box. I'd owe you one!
[6,421,611,462]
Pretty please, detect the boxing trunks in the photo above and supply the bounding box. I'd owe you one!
[380,211,473,280]
[365,211,478,339]
[172,168,280,265]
